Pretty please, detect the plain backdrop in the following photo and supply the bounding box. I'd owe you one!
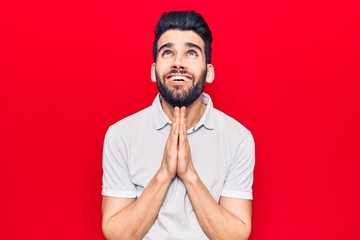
[1,0,359,239]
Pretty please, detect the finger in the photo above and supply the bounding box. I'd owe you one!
[166,107,179,150]
[171,107,180,148]
[179,106,187,145]
[169,107,177,134]
[169,107,179,137]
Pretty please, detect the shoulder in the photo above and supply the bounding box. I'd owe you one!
[212,108,253,141]
[107,106,153,138]
[212,109,255,166]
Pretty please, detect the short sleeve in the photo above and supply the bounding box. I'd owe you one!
[221,133,255,200]
[102,126,136,198]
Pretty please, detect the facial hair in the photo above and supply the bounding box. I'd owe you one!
[156,69,207,108]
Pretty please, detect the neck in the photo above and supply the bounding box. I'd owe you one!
[161,95,206,130]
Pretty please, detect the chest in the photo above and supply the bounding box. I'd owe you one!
[127,129,232,201]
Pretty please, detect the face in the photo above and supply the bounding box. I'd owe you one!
[151,30,214,108]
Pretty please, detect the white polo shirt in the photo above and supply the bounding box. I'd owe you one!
[102,93,255,240]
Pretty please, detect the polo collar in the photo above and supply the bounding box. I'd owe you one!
[152,94,171,130]
[152,93,215,131]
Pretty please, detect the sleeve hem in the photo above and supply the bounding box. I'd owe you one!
[221,189,253,200]
[102,188,136,198]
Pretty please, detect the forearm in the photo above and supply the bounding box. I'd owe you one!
[183,172,251,240]
[103,170,172,240]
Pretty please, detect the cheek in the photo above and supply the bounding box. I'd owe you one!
[155,61,170,72]
[155,66,167,79]
[185,59,206,70]
[192,65,207,77]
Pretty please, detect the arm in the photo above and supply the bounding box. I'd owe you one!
[102,171,172,240]
[181,174,252,240]
[102,109,181,240]
[177,107,252,240]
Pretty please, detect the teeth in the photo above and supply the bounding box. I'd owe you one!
[169,76,188,81]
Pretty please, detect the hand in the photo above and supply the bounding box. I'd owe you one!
[159,106,195,182]
[159,107,180,181]
[176,107,195,181]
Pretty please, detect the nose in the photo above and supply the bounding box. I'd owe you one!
[172,54,185,69]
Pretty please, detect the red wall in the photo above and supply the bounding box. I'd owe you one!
[1,0,359,239]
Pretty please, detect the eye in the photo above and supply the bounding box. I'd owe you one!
[162,49,173,56]
[187,50,198,57]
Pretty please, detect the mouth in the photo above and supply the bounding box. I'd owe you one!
[166,74,192,82]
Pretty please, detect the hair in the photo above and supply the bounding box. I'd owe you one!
[153,10,213,64]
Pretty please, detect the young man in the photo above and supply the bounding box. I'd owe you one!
[102,11,255,240]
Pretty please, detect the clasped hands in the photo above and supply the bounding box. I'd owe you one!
[160,106,196,182]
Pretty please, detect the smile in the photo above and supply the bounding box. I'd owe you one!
[166,74,192,82]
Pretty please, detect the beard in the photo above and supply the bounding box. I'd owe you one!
[156,68,207,108]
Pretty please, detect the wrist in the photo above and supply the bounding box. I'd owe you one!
[155,168,175,184]
[179,168,199,185]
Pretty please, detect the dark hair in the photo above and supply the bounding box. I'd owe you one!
[153,10,213,64]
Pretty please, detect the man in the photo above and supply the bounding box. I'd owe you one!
[102,10,255,240]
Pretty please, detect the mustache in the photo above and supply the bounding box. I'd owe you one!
[168,69,188,75]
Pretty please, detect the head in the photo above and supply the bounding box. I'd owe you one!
[153,10,213,64]
[151,11,215,108]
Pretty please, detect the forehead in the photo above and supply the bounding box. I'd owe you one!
[157,30,205,50]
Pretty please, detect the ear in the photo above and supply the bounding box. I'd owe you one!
[206,64,215,83]
[151,63,157,82]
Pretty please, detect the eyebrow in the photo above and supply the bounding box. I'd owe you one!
[158,42,203,53]
[158,42,174,53]
[184,42,202,52]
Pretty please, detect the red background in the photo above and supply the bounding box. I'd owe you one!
[1,0,359,239]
